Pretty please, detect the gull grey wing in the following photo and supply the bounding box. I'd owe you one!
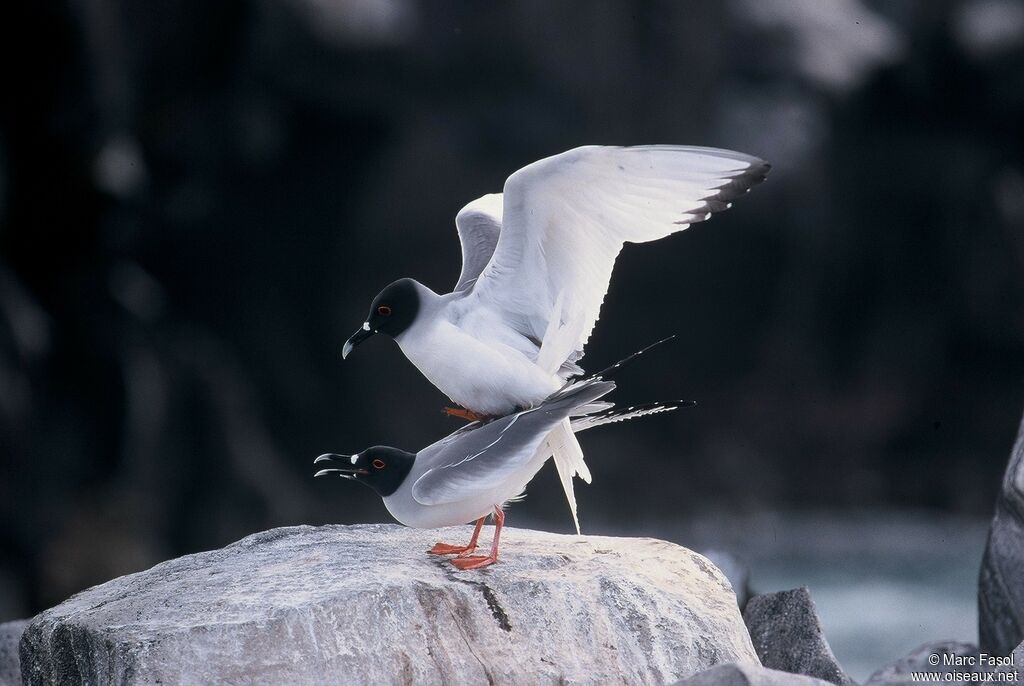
[412,379,615,505]
[453,194,503,293]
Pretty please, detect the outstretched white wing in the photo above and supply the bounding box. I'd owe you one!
[453,193,503,293]
[467,145,769,372]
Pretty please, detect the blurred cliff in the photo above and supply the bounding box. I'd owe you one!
[1,0,1023,619]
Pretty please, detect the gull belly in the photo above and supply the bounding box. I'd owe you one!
[397,315,560,416]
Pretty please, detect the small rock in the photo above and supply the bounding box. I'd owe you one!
[864,641,991,686]
[20,524,758,685]
[674,662,837,685]
[993,640,1024,678]
[743,587,854,686]
[979,410,1024,655]
[1,620,28,686]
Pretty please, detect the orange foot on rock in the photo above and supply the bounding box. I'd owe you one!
[451,508,504,571]
[450,554,498,570]
[428,517,485,556]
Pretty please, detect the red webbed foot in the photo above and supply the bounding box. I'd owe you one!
[428,542,474,556]
[449,507,504,571]
[450,554,497,570]
[427,516,485,556]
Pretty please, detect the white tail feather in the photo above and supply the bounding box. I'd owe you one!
[546,419,591,535]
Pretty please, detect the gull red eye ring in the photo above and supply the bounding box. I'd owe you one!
[372,459,386,469]
[377,305,392,316]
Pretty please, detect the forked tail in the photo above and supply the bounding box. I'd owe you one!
[545,337,690,535]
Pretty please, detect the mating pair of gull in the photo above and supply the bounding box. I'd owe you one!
[316,144,769,570]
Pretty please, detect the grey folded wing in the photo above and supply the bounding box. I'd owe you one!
[411,379,615,505]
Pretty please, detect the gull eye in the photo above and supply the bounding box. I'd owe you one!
[372,459,386,469]
[377,305,392,317]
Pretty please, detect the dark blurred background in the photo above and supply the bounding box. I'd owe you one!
[1,0,1023,659]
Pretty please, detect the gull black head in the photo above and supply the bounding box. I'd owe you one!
[314,446,415,497]
[342,278,422,359]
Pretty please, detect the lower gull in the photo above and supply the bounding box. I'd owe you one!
[315,347,688,570]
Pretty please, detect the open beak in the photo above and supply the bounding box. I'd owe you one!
[342,324,375,359]
[314,453,368,479]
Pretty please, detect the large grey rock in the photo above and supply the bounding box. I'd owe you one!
[864,641,983,685]
[743,588,854,686]
[979,410,1024,655]
[675,662,836,685]
[19,524,759,685]
[0,620,27,686]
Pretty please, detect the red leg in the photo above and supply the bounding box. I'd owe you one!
[428,517,485,555]
[443,407,489,423]
[452,508,504,570]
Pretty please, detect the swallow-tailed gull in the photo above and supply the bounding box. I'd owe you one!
[341,144,769,533]
[315,362,690,569]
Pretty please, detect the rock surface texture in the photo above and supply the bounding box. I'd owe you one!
[20,524,758,685]
[996,641,1024,678]
[979,410,1024,655]
[674,662,836,685]
[0,620,27,686]
[702,549,751,609]
[743,588,854,686]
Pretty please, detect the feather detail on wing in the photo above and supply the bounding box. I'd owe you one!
[453,193,503,293]
[468,145,769,371]
[411,378,615,506]
[535,290,587,377]
[570,400,692,432]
